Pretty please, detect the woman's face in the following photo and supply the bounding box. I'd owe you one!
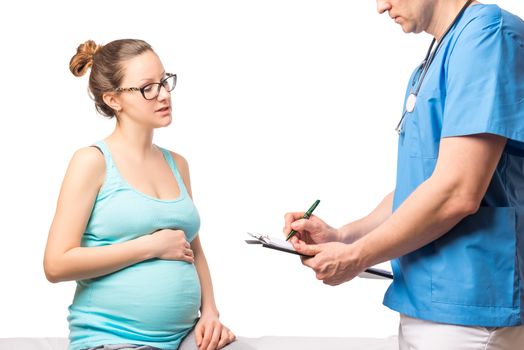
[115,50,174,129]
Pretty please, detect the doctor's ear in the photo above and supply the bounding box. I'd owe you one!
[102,92,122,114]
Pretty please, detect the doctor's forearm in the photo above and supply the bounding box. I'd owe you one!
[338,191,394,243]
[353,179,477,268]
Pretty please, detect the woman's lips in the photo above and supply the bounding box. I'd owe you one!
[155,106,171,115]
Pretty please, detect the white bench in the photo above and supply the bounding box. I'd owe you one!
[0,336,398,350]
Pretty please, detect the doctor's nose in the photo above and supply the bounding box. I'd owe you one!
[376,0,392,14]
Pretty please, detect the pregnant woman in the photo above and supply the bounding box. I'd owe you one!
[44,39,236,350]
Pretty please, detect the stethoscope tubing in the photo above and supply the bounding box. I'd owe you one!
[395,0,474,134]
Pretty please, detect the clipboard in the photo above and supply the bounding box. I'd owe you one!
[246,232,308,256]
[246,232,393,280]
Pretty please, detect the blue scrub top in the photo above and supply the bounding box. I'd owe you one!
[383,4,524,327]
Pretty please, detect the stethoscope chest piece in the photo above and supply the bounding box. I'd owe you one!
[394,0,473,135]
[405,93,417,113]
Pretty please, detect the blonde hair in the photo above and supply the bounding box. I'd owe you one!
[69,39,153,118]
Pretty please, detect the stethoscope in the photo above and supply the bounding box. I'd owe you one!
[395,0,474,135]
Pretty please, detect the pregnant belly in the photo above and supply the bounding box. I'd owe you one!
[75,259,201,335]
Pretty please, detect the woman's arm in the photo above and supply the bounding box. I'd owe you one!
[172,152,219,314]
[44,148,191,283]
[192,235,219,316]
[173,152,235,350]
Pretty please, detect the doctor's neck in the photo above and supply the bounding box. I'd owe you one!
[426,0,478,42]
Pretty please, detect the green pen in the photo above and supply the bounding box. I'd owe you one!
[286,199,321,241]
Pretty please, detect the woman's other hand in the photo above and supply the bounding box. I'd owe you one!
[194,313,236,350]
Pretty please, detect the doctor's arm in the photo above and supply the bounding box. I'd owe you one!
[283,191,394,245]
[337,191,394,243]
[295,133,506,285]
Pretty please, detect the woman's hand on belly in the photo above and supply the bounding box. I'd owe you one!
[145,229,194,263]
[194,313,236,350]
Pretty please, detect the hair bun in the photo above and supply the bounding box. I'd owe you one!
[69,40,102,77]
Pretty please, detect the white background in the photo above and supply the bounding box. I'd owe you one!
[1,0,522,340]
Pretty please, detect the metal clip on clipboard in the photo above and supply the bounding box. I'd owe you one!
[245,232,393,280]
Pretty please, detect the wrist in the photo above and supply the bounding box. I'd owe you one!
[350,238,373,272]
[137,234,156,260]
[200,306,220,318]
[333,227,343,242]
[338,220,367,244]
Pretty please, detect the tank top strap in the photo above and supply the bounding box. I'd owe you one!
[158,147,189,196]
[92,140,122,194]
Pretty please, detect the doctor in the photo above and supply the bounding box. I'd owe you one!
[284,1,524,348]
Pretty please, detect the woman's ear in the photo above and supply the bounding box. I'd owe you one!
[102,92,122,113]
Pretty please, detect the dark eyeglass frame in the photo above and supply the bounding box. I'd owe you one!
[114,73,177,100]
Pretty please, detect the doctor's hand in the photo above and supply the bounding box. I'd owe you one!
[292,240,363,286]
[194,312,236,350]
[283,212,340,245]
[145,229,194,263]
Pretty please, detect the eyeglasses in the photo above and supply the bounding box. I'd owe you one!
[114,73,177,100]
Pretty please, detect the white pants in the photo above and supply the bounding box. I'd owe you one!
[399,314,524,350]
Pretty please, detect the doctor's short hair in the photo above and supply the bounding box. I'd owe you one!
[69,38,153,118]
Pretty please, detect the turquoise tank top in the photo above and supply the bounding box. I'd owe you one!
[68,141,201,350]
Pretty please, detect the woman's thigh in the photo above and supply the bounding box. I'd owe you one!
[398,314,524,350]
